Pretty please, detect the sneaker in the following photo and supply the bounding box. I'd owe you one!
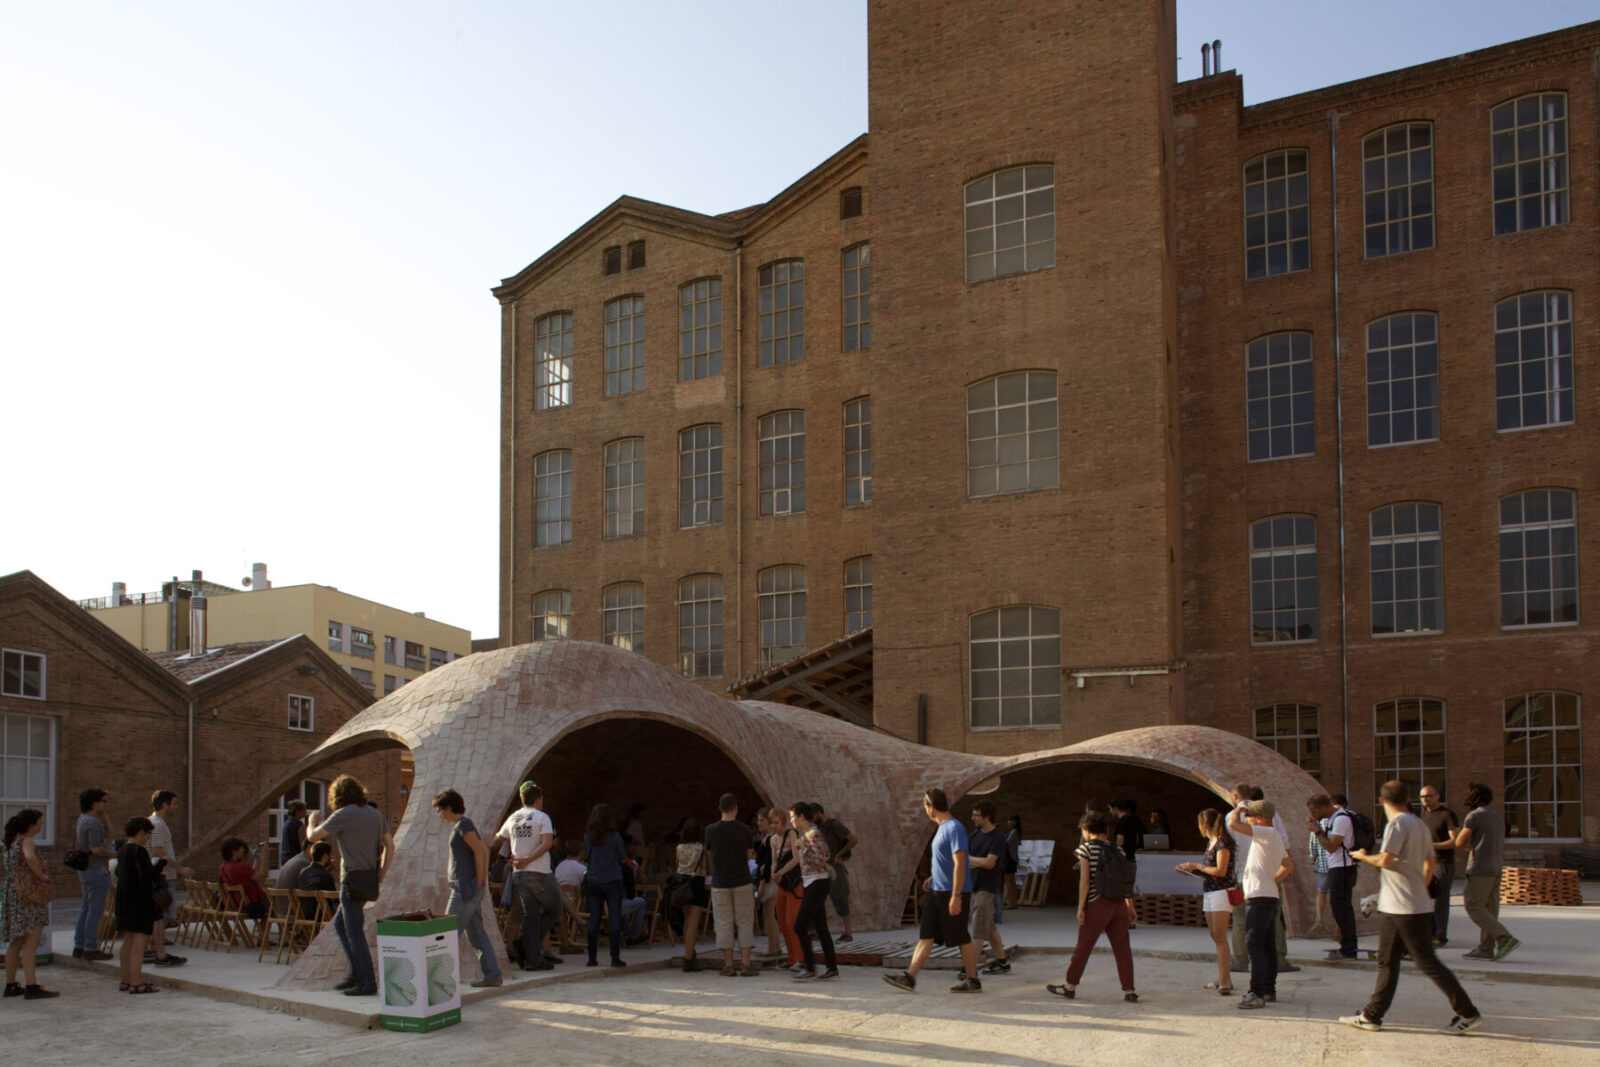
[334,976,359,991]
[1494,937,1520,960]
[1279,963,1301,973]
[22,985,59,1000]
[682,957,702,973]
[1462,948,1493,960]
[1341,1011,1382,1031]
[1441,1014,1484,1035]
[950,974,983,993]
[882,971,916,993]
[817,967,840,980]
[981,959,1011,975]
[469,977,503,987]
[153,954,187,967]
[2,983,22,998]
[1237,992,1267,1010]
[792,968,819,981]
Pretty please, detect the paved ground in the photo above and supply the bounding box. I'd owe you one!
[5,947,1597,1065]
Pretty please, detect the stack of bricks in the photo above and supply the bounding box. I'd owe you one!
[1498,866,1583,906]
[1132,893,1206,927]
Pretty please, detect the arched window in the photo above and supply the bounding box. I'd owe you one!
[758,410,806,516]
[1499,489,1577,627]
[1494,292,1573,431]
[758,566,806,668]
[1250,516,1317,643]
[966,371,1058,497]
[1373,697,1445,813]
[679,278,722,381]
[533,450,572,547]
[842,244,870,351]
[1492,93,1568,234]
[1362,123,1434,257]
[604,296,645,396]
[1243,149,1309,278]
[602,582,645,654]
[603,438,645,539]
[969,606,1061,728]
[964,165,1054,282]
[534,311,573,409]
[677,574,724,680]
[1247,332,1314,460]
[678,425,723,528]
[1503,691,1582,839]
[1252,704,1321,776]
[759,260,805,366]
[1366,312,1439,446]
[1370,503,1442,635]
[530,589,572,641]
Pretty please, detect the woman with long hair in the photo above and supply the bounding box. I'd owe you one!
[768,806,804,968]
[754,809,780,957]
[1179,808,1238,994]
[3,809,58,999]
[115,816,162,993]
[787,802,839,981]
[1048,810,1137,1002]
[674,818,711,972]
[581,803,629,968]
[308,773,393,997]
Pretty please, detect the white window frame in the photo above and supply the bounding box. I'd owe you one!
[1503,690,1583,841]
[531,589,572,641]
[1362,122,1435,258]
[1494,292,1573,433]
[1246,332,1315,461]
[1243,149,1310,278]
[1499,488,1578,629]
[966,371,1059,497]
[0,711,57,845]
[1,649,46,700]
[603,437,646,539]
[534,311,574,410]
[842,244,870,351]
[679,278,723,381]
[844,397,872,507]
[679,425,723,528]
[1250,515,1319,644]
[969,606,1062,730]
[844,556,873,632]
[268,778,326,867]
[288,694,315,732]
[534,450,573,547]
[1366,312,1440,447]
[605,296,646,396]
[1491,92,1569,235]
[758,260,805,366]
[1370,502,1443,637]
[603,582,645,654]
[1252,703,1321,777]
[677,574,724,680]
[758,410,806,516]
[964,165,1055,283]
[758,566,807,669]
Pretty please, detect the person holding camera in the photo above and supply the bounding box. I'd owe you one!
[218,836,270,920]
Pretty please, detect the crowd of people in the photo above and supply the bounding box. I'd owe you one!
[0,768,1532,1038]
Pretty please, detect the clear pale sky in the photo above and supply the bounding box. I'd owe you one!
[2,1,1591,640]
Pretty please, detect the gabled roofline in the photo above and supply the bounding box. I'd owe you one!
[0,570,192,704]
[491,133,869,304]
[183,633,376,709]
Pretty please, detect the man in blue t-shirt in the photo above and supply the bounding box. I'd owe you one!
[884,788,982,994]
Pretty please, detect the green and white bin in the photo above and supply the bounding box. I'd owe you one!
[376,914,460,1032]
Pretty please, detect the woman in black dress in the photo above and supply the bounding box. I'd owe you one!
[115,817,163,994]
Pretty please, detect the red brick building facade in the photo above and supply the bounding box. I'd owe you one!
[0,571,405,889]
[494,5,1598,853]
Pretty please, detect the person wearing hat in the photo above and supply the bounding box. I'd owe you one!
[1227,798,1294,1010]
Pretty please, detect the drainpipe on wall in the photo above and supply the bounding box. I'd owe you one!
[507,301,517,647]
[1329,111,1352,799]
[734,243,744,680]
[187,700,194,850]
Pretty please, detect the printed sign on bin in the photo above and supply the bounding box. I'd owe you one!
[376,914,460,1033]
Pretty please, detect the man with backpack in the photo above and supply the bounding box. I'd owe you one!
[1229,799,1294,1009]
[1308,792,1365,961]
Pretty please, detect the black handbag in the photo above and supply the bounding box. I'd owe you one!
[151,872,174,913]
[63,849,90,871]
[663,873,693,909]
[345,869,381,902]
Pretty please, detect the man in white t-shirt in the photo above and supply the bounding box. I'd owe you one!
[1228,798,1294,1010]
[1339,780,1482,1035]
[1307,793,1359,960]
[489,781,560,971]
[147,790,193,968]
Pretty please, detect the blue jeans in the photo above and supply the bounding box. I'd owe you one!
[447,882,502,981]
[74,869,111,951]
[584,880,624,962]
[333,884,375,991]
[621,896,646,941]
[1245,896,1280,997]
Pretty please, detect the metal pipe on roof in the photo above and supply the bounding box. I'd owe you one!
[1212,39,1221,72]
[1201,42,1210,77]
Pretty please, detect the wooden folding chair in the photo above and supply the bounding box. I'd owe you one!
[259,888,296,962]
[96,905,119,954]
[314,889,341,936]
[170,877,199,945]
[215,882,259,952]
[286,888,329,960]
[561,883,587,946]
[903,880,921,925]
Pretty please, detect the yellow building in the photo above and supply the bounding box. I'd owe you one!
[83,564,471,696]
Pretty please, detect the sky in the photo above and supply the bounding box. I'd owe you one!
[2,1,1592,640]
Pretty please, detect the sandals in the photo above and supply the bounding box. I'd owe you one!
[1124,992,1139,1003]
[720,965,738,977]
[1205,981,1234,995]
[118,982,131,992]
[1046,983,1076,999]
[127,983,159,994]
